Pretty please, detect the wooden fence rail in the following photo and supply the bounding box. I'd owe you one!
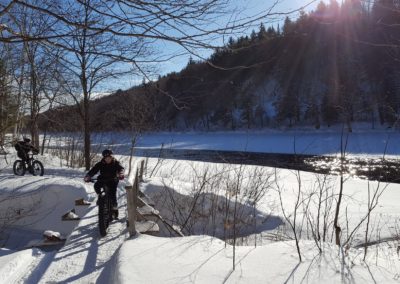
[125,159,144,237]
[125,158,183,237]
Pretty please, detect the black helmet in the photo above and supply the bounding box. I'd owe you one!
[23,137,31,143]
[102,149,113,157]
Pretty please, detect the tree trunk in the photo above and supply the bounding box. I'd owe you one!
[29,62,40,149]
[41,129,47,155]
[13,51,25,139]
[84,95,91,170]
[333,175,344,246]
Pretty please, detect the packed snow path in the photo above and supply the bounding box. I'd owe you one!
[0,173,129,283]
[0,152,135,283]
[36,184,129,283]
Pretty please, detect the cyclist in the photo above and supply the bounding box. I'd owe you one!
[14,137,39,163]
[84,149,124,210]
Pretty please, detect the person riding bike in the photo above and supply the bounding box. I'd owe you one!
[84,149,124,210]
[14,137,39,163]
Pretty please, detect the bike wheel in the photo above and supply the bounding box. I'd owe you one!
[31,160,44,176]
[98,195,110,237]
[108,195,115,221]
[13,160,26,176]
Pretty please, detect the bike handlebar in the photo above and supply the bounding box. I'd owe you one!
[86,177,118,183]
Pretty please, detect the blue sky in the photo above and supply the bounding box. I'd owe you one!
[159,0,324,75]
[107,0,325,92]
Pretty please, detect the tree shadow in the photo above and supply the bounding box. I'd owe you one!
[144,183,283,240]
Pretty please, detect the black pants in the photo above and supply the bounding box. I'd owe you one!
[94,179,119,206]
[17,151,29,162]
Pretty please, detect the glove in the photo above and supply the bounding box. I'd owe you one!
[118,174,124,180]
[84,176,91,182]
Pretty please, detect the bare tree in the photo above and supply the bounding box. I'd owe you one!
[116,85,155,175]
[0,0,320,168]
[0,57,16,146]
[43,0,148,169]
[333,124,350,246]
[4,2,61,148]
[275,168,303,262]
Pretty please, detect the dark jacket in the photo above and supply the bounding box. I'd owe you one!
[86,158,124,180]
[15,141,38,160]
[15,141,38,153]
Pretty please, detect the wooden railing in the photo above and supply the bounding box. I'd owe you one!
[125,158,183,237]
[125,159,145,236]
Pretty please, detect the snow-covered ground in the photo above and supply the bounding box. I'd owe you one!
[0,152,130,283]
[85,125,400,158]
[117,236,399,283]
[116,156,400,283]
[1,129,400,283]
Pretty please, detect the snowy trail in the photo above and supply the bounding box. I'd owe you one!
[0,153,133,283]
[35,184,129,283]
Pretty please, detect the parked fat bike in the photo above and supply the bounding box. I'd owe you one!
[13,153,44,176]
[90,178,119,237]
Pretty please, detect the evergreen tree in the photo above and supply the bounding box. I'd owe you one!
[283,17,294,35]
[258,23,267,40]
[250,29,257,42]
[316,1,327,13]
[228,36,235,47]
[326,0,340,20]
[254,105,265,128]
[187,56,195,66]
[370,0,400,125]
[266,27,276,37]
[321,94,338,127]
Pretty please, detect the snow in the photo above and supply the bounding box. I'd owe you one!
[38,197,127,283]
[0,152,130,283]
[0,174,89,237]
[117,236,398,284]
[0,248,42,283]
[43,230,61,239]
[62,210,80,220]
[0,128,400,283]
[54,125,400,158]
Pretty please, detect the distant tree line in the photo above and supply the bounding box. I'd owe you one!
[40,0,400,132]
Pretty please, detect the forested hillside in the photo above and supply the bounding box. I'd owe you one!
[41,0,400,132]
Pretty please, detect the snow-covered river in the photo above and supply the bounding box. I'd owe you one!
[133,148,400,183]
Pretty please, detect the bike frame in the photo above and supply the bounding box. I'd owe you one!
[13,152,44,176]
[90,178,118,237]
[24,153,35,168]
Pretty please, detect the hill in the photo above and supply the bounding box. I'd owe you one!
[40,0,400,132]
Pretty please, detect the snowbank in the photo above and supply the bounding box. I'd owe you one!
[0,152,93,247]
[116,235,398,283]
[0,248,42,283]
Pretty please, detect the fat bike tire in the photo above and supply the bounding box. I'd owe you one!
[13,160,26,176]
[31,160,44,176]
[98,197,109,237]
[107,197,114,222]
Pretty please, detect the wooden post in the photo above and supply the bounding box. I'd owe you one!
[139,160,145,182]
[134,168,139,213]
[125,180,137,236]
[125,161,144,237]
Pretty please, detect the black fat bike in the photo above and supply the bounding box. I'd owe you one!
[13,153,44,176]
[91,178,119,237]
